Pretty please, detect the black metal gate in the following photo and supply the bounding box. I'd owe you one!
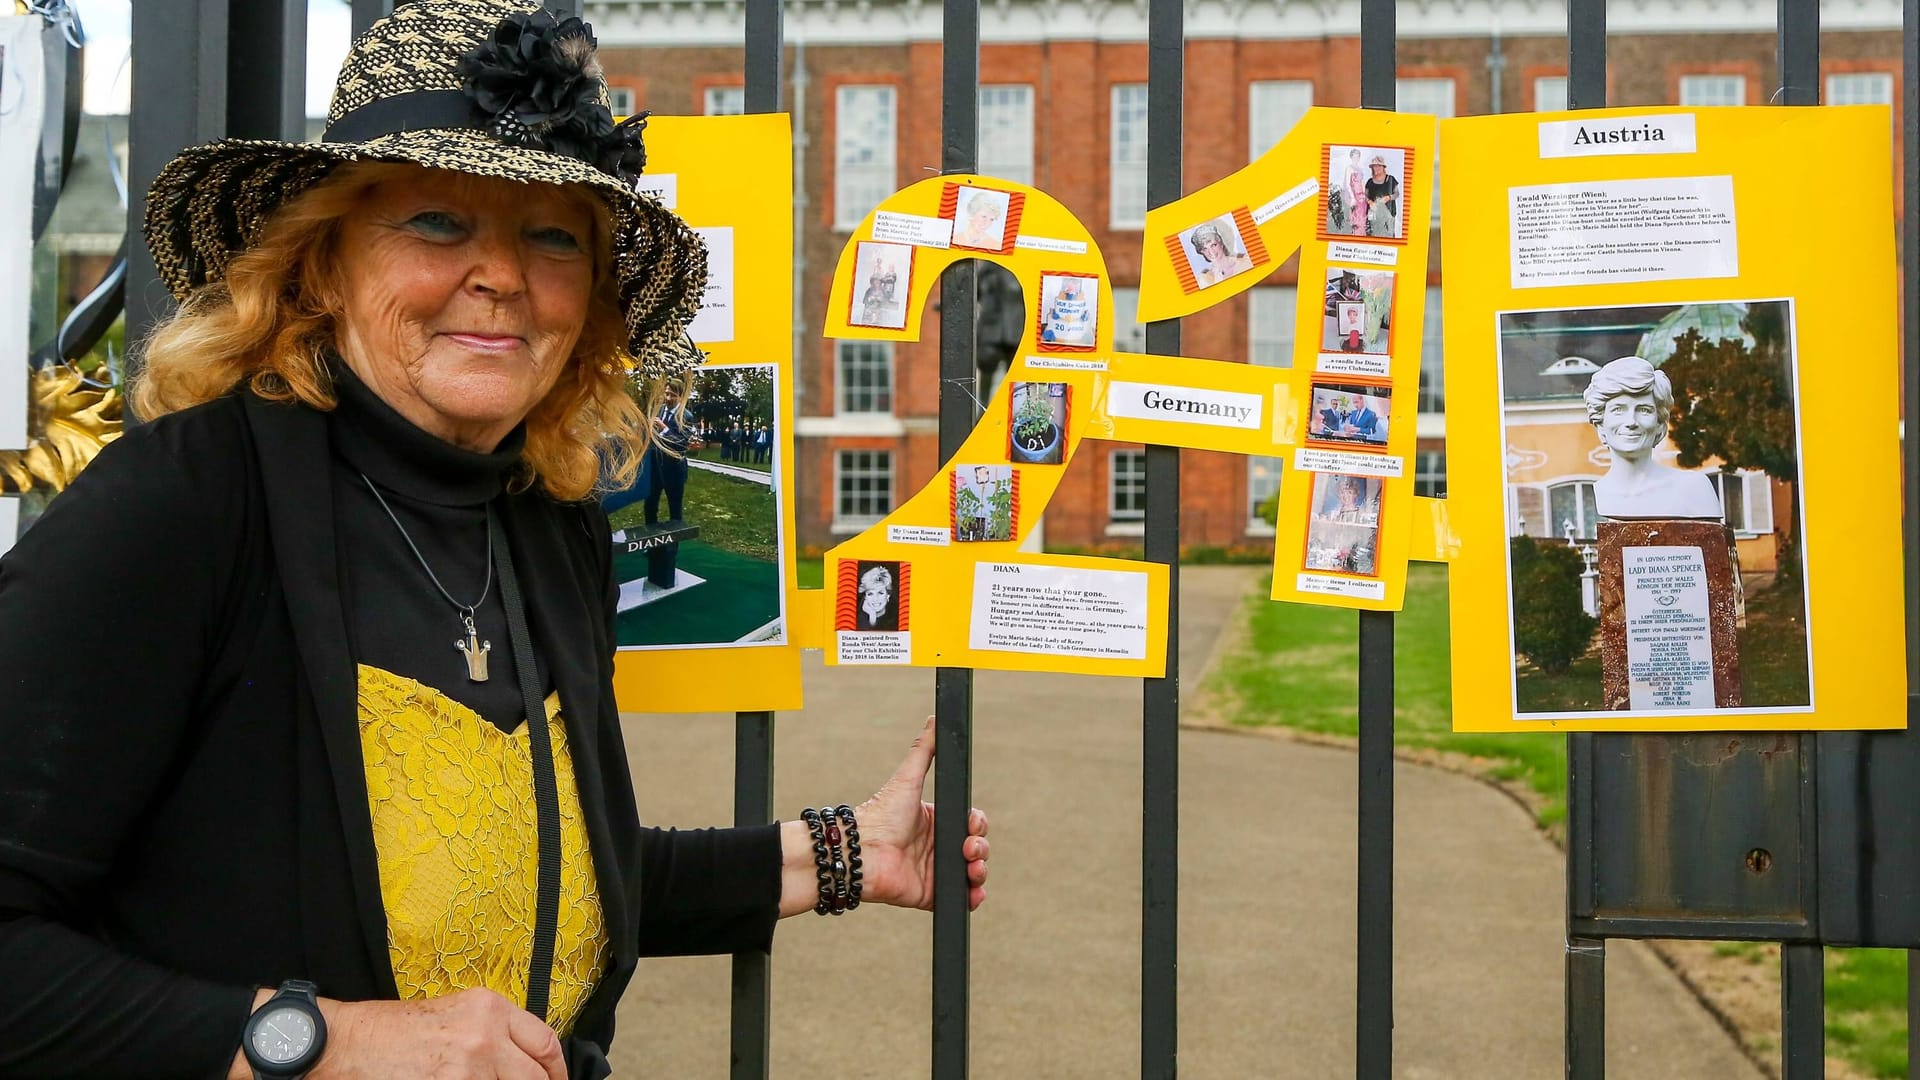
[67,0,1919,1076]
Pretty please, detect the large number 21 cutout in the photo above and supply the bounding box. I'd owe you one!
[822,108,1440,677]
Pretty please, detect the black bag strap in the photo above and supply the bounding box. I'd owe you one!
[489,509,563,1023]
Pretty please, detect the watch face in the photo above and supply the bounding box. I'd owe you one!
[250,1005,317,1065]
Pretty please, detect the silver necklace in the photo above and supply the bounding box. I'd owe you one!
[358,473,494,682]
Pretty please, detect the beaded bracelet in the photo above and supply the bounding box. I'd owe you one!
[801,805,864,915]
[835,804,864,910]
[800,807,835,915]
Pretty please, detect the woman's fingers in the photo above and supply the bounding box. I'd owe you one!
[503,1006,568,1080]
[968,807,988,838]
[889,715,938,788]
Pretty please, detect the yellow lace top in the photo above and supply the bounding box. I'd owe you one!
[356,665,610,1036]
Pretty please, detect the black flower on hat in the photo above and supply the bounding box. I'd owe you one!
[456,9,652,183]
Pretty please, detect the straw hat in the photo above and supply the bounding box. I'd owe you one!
[142,0,707,376]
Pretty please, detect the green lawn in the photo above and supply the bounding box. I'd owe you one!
[608,467,777,562]
[1203,565,1905,1077]
[686,445,772,473]
[1206,563,1568,826]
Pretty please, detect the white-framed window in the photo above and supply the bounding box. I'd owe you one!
[1680,74,1746,106]
[979,85,1035,186]
[835,450,894,527]
[1111,287,1146,353]
[835,85,896,230]
[836,342,893,415]
[1110,450,1148,523]
[1414,451,1446,498]
[1827,72,1894,107]
[1418,285,1444,415]
[608,87,637,116]
[1547,480,1600,541]
[1248,286,1298,367]
[705,86,745,115]
[1110,83,1150,228]
[1249,80,1314,161]
[1247,457,1283,535]
[1396,77,1454,219]
[1709,470,1776,535]
[1533,75,1568,112]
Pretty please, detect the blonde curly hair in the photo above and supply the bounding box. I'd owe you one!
[132,160,656,501]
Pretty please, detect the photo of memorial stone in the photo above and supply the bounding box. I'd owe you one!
[1497,301,1811,718]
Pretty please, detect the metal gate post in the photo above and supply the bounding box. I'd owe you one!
[351,0,391,38]
[1354,0,1396,1074]
[727,3,784,1076]
[1141,0,1183,1076]
[934,2,981,1076]
[1561,5,1609,1076]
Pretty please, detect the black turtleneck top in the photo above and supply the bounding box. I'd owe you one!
[328,364,550,731]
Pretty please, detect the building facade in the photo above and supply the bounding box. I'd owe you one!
[590,0,1906,554]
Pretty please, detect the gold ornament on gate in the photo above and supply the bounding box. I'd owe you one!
[0,367,124,495]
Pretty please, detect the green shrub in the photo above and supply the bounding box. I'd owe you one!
[1510,536,1596,674]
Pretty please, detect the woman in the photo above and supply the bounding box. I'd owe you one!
[1187,221,1253,287]
[952,190,1007,249]
[0,5,987,1080]
[857,564,899,630]
[1365,155,1400,238]
[1343,148,1369,235]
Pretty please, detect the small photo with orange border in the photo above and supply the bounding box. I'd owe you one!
[1007,381,1070,464]
[1305,381,1391,450]
[1035,272,1099,351]
[1319,144,1413,243]
[1163,209,1269,294]
[849,241,913,330]
[950,465,1019,543]
[839,559,908,632]
[1303,473,1384,577]
[1321,267,1394,355]
[942,185,1022,253]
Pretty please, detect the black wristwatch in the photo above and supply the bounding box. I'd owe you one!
[241,979,327,1080]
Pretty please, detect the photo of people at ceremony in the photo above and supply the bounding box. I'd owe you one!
[850,240,911,329]
[949,187,1015,252]
[603,363,787,650]
[1322,267,1394,354]
[1304,473,1384,577]
[1036,272,1099,350]
[1322,145,1407,241]
[1496,300,1810,716]
[950,465,1017,543]
[1307,383,1391,449]
[1174,213,1259,290]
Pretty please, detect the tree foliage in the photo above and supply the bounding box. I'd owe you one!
[1510,537,1596,675]
[1660,307,1797,482]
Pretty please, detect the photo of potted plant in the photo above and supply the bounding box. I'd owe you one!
[951,465,1017,542]
[1008,381,1067,465]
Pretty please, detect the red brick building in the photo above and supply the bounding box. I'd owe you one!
[592,0,1906,553]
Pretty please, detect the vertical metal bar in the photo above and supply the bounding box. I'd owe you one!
[1563,6,1606,1071]
[1355,1,1395,1076]
[125,0,231,386]
[350,0,390,37]
[728,712,774,1080]
[227,0,307,142]
[1901,0,1917,1071]
[1780,943,1826,1078]
[727,5,783,1077]
[934,2,980,1077]
[1141,0,1183,1076]
[1769,10,1824,1079]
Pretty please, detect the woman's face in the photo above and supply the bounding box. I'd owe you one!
[329,168,597,450]
[1200,234,1227,261]
[862,585,890,620]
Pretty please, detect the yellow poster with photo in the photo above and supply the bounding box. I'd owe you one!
[1139,107,1439,612]
[1442,105,1906,733]
[608,114,807,713]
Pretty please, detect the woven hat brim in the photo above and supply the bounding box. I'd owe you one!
[143,127,710,377]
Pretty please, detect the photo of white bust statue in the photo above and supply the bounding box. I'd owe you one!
[1582,356,1723,520]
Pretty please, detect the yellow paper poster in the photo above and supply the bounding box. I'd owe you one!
[609,114,806,713]
[1139,107,1439,611]
[1442,105,1906,733]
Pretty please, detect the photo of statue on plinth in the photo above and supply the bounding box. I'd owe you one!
[1584,357,1741,711]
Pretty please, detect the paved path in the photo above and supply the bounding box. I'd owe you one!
[611,567,1761,1078]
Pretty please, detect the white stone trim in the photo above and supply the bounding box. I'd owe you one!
[586,0,1900,48]
[797,415,907,437]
